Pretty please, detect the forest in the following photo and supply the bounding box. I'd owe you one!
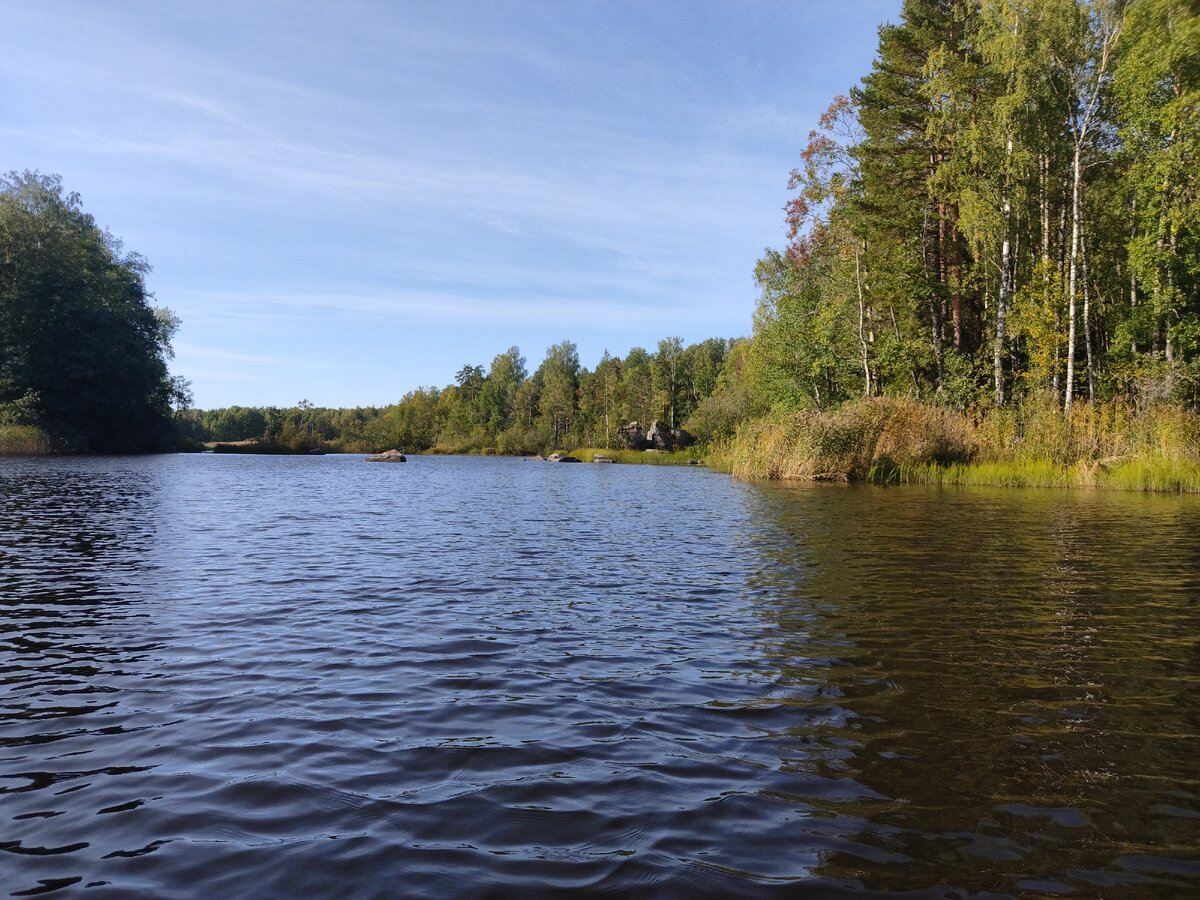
[182,0,1199,486]
[174,338,739,455]
[720,0,1200,487]
[744,0,1198,414]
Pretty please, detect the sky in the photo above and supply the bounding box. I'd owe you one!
[4,0,901,409]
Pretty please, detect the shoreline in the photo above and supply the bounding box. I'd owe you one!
[9,401,1200,494]
[723,398,1200,494]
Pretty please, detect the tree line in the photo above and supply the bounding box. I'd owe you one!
[176,338,739,454]
[0,172,187,452]
[740,0,1198,417]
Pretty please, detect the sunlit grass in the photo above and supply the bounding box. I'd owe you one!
[567,447,706,466]
[1097,457,1200,493]
[0,425,52,455]
[726,396,1200,493]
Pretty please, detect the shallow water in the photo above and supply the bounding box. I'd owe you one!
[1,454,1198,897]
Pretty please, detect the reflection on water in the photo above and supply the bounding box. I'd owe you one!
[745,483,1200,895]
[1,455,1197,896]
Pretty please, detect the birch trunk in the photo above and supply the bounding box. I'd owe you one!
[995,133,1013,406]
[1065,144,1081,413]
[1081,224,1097,401]
[855,243,872,397]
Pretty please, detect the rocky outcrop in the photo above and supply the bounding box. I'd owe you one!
[617,422,647,451]
[546,453,581,463]
[366,449,407,462]
[618,420,696,452]
[646,420,674,451]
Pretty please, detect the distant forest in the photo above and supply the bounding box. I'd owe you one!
[176,338,741,454]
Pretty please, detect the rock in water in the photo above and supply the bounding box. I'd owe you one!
[546,453,581,463]
[366,449,407,462]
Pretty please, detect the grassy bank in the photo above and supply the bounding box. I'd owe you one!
[728,396,1200,492]
[0,425,53,455]
[567,447,706,466]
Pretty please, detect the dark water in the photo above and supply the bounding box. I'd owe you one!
[1,455,1198,898]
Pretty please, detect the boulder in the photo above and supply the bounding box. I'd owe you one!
[646,420,674,451]
[366,449,407,462]
[546,453,581,463]
[617,421,647,451]
[671,428,695,449]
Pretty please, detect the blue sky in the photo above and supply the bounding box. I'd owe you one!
[4,1,899,409]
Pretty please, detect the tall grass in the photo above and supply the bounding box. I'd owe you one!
[728,396,1200,492]
[730,397,969,480]
[0,425,52,455]
[567,447,705,466]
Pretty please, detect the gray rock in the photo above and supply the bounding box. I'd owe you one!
[672,428,695,449]
[646,420,674,451]
[617,422,647,451]
[366,449,407,462]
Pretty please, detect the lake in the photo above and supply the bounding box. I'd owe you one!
[2,454,1198,897]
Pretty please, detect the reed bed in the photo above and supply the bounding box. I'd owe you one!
[0,425,52,455]
[567,447,705,466]
[727,396,1200,492]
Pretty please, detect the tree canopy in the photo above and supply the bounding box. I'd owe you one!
[741,0,1200,415]
[0,171,186,451]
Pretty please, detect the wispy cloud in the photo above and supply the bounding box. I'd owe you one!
[2,0,894,406]
[172,285,734,331]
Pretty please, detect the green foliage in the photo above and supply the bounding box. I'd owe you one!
[0,172,185,451]
[727,0,1199,421]
[180,337,735,456]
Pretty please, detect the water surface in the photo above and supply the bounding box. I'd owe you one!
[1,455,1198,896]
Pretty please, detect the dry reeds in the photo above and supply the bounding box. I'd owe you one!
[728,395,1200,492]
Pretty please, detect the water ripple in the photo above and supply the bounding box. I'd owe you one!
[1,455,1198,896]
